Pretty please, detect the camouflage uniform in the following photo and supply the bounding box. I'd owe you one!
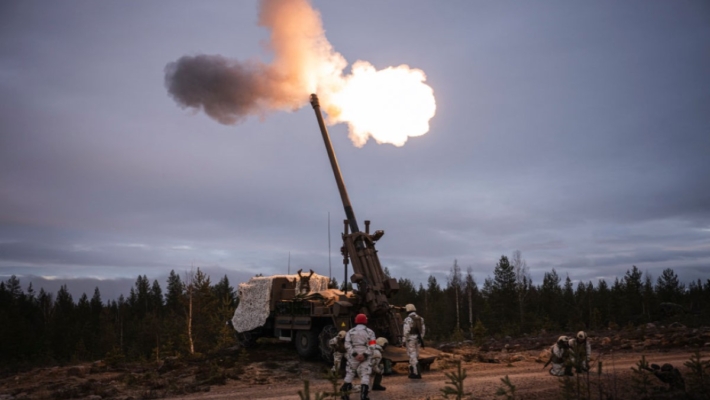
[369,338,387,391]
[549,336,572,377]
[342,323,375,399]
[568,334,591,373]
[329,333,347,375]
[403,311,425,378]
[370,341,384,375]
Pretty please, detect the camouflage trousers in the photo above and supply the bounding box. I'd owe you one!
[332,351,345,373]
[549,361,566,376]
[345,355,372,386]
[405,336,420,370]
[371,353,383,375]
[570,355,590,373]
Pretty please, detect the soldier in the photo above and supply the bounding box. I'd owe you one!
[647,363,685,391]
[568,331,591,373]
[370,337,388,391]
[402,303,425,379]
[548,336,573,377]
[329,330,348,377]
[340,313,376,400]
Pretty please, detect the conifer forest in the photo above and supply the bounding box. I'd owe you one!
[1,255,709,372]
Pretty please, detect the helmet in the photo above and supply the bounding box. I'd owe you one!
[576,331,587,341]
[355,313,368,324]
[557,336,568,344]
[338,330,347,339]
[376,337,388,348]
[405,304,416,312]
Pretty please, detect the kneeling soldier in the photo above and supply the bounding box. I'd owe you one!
[329,330,347,377]
[370,337,388,391]
[548,336,573,377]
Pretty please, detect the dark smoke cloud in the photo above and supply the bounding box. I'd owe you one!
[164,0,344,125]
[164,55,270,124]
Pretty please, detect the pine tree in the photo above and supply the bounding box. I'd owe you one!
[656,268,684,304]
[447,259,463,333]
[539,269,562,330]
[490,256,517,333]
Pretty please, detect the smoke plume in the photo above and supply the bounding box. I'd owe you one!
[165,0,435,147]
[165,0,343,124]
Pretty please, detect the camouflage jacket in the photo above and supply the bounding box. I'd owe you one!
[403,312,426,338]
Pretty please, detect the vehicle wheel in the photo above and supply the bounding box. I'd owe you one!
[318,325,338,362]
[420,361,431,371]
[295,329,320,358]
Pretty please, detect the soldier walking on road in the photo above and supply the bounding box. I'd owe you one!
[329,330,348,377]
[402,304,425,379]
[370,337,388,391]
[340,313,376,400]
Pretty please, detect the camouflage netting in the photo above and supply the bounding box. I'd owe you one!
[231,273,331,333]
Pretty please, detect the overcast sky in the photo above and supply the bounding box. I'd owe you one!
[1,1,709,301]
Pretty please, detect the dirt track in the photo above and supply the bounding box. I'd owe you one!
[168,348,699,400]
[2,331,706,400]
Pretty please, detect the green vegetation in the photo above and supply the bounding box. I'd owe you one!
[1,257,709,370]
[388,261,710,342]
[495,375,516,400]
[440,360,473,399]
[630,355,653,397]
[684,350,710,396]
[0,269,237,370]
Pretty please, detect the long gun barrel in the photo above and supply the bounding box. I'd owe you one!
[310,93,403,344]
[310,94,360,235]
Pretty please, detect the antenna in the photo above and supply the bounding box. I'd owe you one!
[328,211,332,282]
[288,252,291,275]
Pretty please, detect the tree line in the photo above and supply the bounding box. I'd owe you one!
[0,269,237,369]
[1,254,709,369]
[387,252,710,341]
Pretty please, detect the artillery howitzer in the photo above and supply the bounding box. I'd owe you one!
[229,94,439,369]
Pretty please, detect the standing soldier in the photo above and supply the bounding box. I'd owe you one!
[329,330,348,377]
[402,303,425,379]
[568,331,591,373]
[340,313,376,400]
[548,336,573,376]
[370,337,388,391]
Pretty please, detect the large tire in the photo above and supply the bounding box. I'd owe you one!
[295,329,320,359]
[319,325,338,362]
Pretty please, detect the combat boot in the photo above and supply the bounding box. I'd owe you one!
[372,373,386,391]
[408,366,417,379]
[360,384,369,400]
[339,382,352,400]
[411,365,421,379]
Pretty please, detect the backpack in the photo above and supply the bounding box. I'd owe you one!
[409,315,423,335]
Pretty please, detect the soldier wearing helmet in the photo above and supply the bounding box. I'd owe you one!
[369,337,388,391]
[402,303,425,379]
[548,336,573,377]
[341,313,376,400]
[568,331,591,373]
[328,330,348,377]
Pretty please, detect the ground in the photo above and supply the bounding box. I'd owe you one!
[1,324,708,399]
